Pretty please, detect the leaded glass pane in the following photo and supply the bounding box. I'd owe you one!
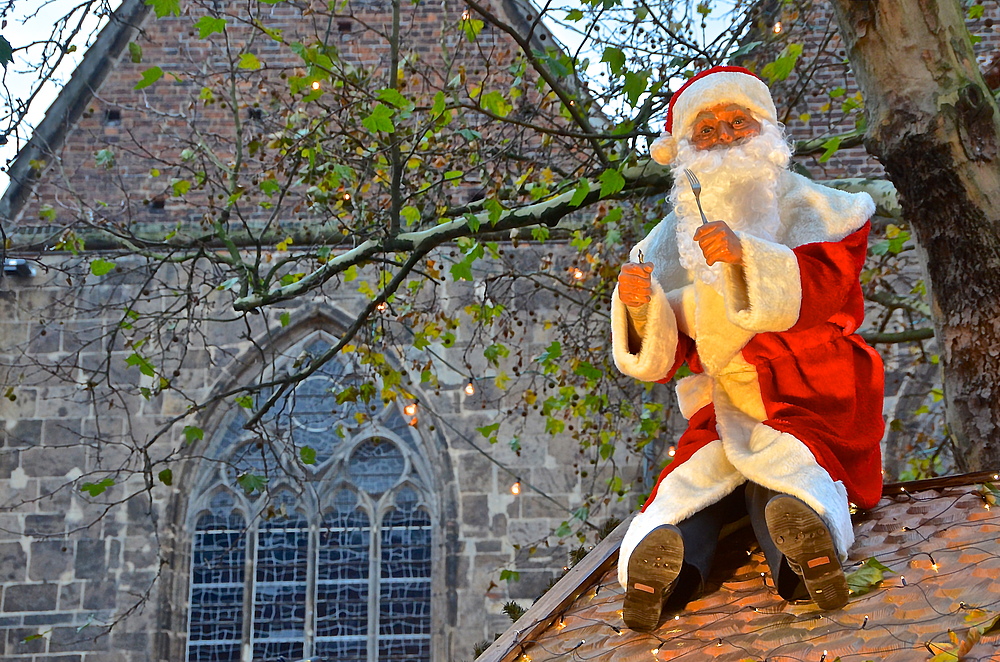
[348,438,405,496]
[252,510,308,660]
[378,496,431,658]
[315,491,369,659]
[314,639,367,660]
[188,506,246,662]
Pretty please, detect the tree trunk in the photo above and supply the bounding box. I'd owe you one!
[829,0,1000,470]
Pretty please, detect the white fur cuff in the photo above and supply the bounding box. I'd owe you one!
[611,280,679,382]
[724,233,801,333]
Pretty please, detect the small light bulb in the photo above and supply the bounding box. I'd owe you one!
[570,267,584,280]
[510,481,521,495]
[462,9,470,19]
[464,381,476,396]
[343,192,351,201]
[376,302,388,311]
[772,21,782,33]
[931,562,939,571]
[311,81,320,90]
[408,416,418,426]
[667,445,676,457]
[404,402,418,416]
[994,474,999,480]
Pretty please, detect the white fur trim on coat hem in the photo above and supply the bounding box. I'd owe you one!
[725,424,854,559]
[724,233,801,333]
[611,280,679,382]
[618,440,745,588]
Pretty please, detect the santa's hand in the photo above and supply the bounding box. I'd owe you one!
[693,221,743,266]
[618,262,654,307]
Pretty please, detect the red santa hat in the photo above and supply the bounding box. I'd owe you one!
[649,65,778,165]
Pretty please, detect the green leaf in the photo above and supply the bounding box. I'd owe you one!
[761,43,803,83]
[819,135,842,163]
[158,468,173,486]
[535,341,562,364]
[444,170,463,181]
[134,66,164,90]
[846,557,894,596]
[477,422,500,438]
[598,168,625,197]
[183,425,204,444]
[239,52,261,70]
[969,3,986,19]
[235,395,254,408]
[145,0,181,18]
[362,103,395,133]
[480,90,512,117]
[728,40,761,61]
[377,88,411,109]
[300,446,317,465]
[574,361,602,381]
[89,258,116,276]
[622,70,650,105]
[499,569,520,583]
[125,352,156,377]
[279,312,290,327]
[484,198,503,225]
[602,46,626,76]
[172,179,191,196]
[95,149,115,169]
[128,41,142,63]
[554,521,572,537]
[565,8,584,20]
[81,478,115,497]
[462,17,484,41]
[195,16,227,38]
[236,472,268,495]
[0,35,11,70]
[570,179,590,207]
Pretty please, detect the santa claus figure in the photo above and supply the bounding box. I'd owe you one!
[613,66,884,631]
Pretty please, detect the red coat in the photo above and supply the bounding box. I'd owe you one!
[644,223,885,512]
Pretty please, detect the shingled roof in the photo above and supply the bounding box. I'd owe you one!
[479,471,1000,662]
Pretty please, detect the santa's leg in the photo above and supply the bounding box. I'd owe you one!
[745,482,808,600]
[745,482,848,609]
[623,488,745,630]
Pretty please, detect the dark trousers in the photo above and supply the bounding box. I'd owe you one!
[669,482,808,606]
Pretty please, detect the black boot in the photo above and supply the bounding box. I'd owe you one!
[623,524,684,631]
[764,494,849,610]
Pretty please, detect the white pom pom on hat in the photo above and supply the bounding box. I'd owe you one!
[649,65,777,165]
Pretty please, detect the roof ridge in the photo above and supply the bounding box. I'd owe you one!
[0,0,150,223]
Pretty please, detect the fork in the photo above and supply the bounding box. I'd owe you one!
[683,169,710,226]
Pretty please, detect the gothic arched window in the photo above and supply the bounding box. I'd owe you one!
[186,335,434,662]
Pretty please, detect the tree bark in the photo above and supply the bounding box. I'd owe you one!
[829,0,1000,470]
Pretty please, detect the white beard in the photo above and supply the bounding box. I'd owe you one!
[670,122,792,289]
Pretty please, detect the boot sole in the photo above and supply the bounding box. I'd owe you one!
[623,525,684,631]
[765,495,849,610]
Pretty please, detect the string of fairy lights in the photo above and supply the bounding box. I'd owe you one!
[486,483,1000,662]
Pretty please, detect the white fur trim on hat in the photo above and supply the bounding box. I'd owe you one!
[670,71,777,144]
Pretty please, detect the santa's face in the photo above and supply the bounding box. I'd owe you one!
[689,103,762,151]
